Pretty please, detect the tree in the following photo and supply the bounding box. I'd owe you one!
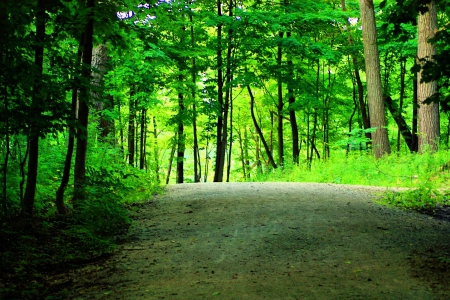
[73,0,95,205]
[417,1,439,152]
[22,0,46,216]
[358,0,390,158]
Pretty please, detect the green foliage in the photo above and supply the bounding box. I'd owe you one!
[251,150,450,188]
[380,184,447,210]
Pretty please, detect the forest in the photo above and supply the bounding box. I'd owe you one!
[1,0,450,298]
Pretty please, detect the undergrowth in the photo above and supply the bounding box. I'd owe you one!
[0,161,161,299]
[251,150,450,211]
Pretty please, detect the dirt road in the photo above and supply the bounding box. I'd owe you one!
[64,183,450,299]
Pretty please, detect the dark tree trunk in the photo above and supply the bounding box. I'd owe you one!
[412,77,419,152]
[277,31,284,166]
[248,85,277,169]
[176,91,185,184]
[190,13,201,183]
[384,95,414,151]
[22,0,46,216]
[342,0,370,142]
[56,33,85,215]
[139,109,146,170]
[128,89,136,166]
[214,0,224,182]
[152,116,160,183]
[73,0,94,206]
[166,133,177,184]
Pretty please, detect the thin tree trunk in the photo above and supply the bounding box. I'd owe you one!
[153,116,160,183]
[384,95,413,151]
[22,0,46,216]
[214,0,224,182]
[417,1,439,152]
[73,0,94,206]
[190,12,201,183]
[128,89,136,166]
[359,0,390,158]
[342,0,371,142]
[55,32,85,214]
[244,126,250,178]
[412,77,419,152]
[248,85,277,169]
[176,90,185,184]
[397,59,406,152]
[277,31,284,166]
[166,133,177,185]
[226,81,233,182]
[140,109,146,170]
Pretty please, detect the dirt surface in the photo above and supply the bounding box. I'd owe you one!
[58,182,450,299]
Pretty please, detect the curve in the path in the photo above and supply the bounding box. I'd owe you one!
[69,183,450,300]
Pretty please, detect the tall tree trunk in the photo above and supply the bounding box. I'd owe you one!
[226,80,233,182]
[22,0,46,216]
[277,31,284,166]
[412,77,419,151]
[384,95,414,151]
[358,0,390,158]
[176,90,185,184]
[166,133,177,184]
[73,0,94,206]
[214,0,224,182]
[92,44,114,141]
[286,33,299,164]
[139,109,146,170]
[153,116,160,183]
[417,1,439,152]
[342,0,371,142]
[397,59,406,152]
[190,13,201,183]
[248,85,277,169]
[55,33,85,214]
[128,90,136,166]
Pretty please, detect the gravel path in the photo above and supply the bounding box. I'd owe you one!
[65,182,450,299]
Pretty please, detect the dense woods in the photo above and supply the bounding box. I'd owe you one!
[2,0,450,297]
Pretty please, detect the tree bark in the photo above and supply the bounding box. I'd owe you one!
[417,1,439,152]
[22,0,46,216]
[384,95,414,152]
[248,85,277,169]
[277,31,284,166]
[342,0,371,142]
[73,0,94,206]
[213,0,224,182]
[128,89,136,166]
[358,0,390,158]
[176,90,185,184]
[55,32,85,214]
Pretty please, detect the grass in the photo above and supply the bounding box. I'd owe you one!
[251,150,450,188]
[250,150,450,210]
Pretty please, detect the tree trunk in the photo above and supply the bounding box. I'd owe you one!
[277,31,284,166]
[176,90,185,184]
[358,0,390,158]
[287,34,299,164]
[166,133,177,185]
[55,33,85,215]
[396,59,406,152]
[153,116,160,183]
[248,85,277,169]
[214,0,224,182]
[73,0,94,206]
[128,90,136,166]
[190,13,201,183]
[417,1,439,152]
[22,0,46,216]
[412,77,419,152]
[139,109,146,170]
[384,95,414,152]
[342,0,371,142]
